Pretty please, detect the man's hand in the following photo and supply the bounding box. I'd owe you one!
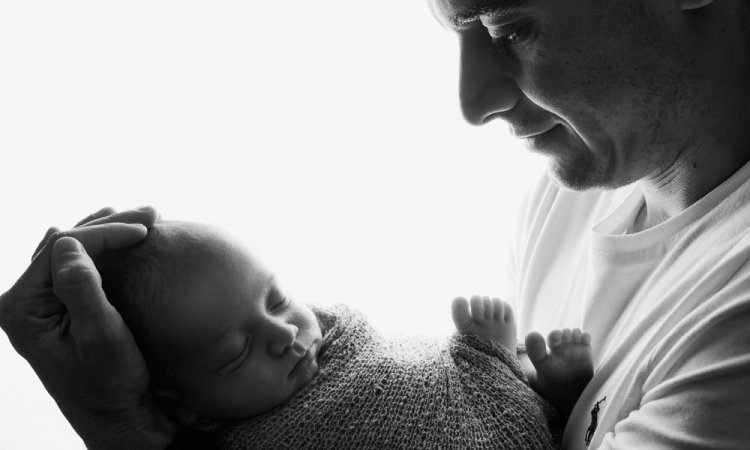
[0,207,177,450]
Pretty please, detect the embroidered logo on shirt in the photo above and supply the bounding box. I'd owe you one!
[585,396,607,447]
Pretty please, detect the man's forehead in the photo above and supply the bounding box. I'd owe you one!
[430,0,528,29]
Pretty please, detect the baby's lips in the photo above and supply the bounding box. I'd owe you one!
[290,346,315,377]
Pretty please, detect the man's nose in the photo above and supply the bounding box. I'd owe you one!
[266,321,298,356]
[458,30,520,125]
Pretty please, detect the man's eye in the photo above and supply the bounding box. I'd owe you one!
[486,23,532,53]
[505,30,523,44]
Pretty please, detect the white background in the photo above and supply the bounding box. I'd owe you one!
[0,1,544,448]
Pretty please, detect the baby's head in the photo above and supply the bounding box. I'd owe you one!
[96,221,322,425]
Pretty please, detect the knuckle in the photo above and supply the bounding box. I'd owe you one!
[49,230,66,241]
[0,290,24,329]
[44,230,72,250]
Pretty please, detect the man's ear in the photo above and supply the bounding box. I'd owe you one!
[680,0,714,10]
[151,385,201,426]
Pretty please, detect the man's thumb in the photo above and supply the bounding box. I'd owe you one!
[51,237,110,337]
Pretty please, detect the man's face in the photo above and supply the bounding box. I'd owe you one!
[158,227,322,421]
[431,0,708,190]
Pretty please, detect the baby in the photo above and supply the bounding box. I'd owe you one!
[95,221,592,449]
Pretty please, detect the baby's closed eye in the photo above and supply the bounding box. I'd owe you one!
[221,335,253,372]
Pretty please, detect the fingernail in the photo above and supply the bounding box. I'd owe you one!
[55,236,85,253]
[135,205,152,211]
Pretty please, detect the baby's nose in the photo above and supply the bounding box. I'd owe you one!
[267,323,298,356]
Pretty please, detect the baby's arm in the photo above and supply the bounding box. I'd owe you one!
[451,296,517,352]
[525,329,593,421]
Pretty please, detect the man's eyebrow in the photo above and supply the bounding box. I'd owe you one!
[435,0,527,30]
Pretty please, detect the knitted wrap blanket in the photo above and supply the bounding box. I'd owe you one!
[214,304,559,449]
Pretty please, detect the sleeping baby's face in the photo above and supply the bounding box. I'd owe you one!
[149,223,322,423]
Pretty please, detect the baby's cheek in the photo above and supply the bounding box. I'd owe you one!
[199,378,259,419]
[301,307,323,339]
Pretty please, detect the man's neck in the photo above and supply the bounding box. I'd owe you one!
[631,144,750,233]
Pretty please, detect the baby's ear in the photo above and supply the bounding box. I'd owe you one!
[151,386,200,426]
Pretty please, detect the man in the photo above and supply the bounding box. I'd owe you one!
[430,0,750,448]
[0,207,178,450]
[2,0,749,448]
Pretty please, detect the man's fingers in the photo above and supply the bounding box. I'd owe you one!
[67,223,148,258]
[24,223,148,287]
[51,237,112,340]
[32,227,60,261]
[74,207,117,227]
[31,206,155,264]
[79,206,159,228]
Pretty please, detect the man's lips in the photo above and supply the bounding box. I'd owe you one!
[512,124,559,139]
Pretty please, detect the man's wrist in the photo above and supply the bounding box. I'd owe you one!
[83,417,176,450]
[61,397,178,450]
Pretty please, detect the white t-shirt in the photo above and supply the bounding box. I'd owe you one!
[505,162,750,449]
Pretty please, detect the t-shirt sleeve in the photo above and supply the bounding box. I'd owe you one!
[596,306,750,449]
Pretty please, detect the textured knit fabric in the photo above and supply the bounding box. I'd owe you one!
[504,161,750,449]
[214,304,559,449]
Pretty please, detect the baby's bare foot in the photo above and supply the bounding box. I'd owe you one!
[525,328,593,420]
[452,296,516,352]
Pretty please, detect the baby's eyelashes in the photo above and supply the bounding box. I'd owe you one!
[271,296,290,312]
[220,335,253,372]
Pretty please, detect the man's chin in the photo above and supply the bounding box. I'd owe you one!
[545,159,610,192]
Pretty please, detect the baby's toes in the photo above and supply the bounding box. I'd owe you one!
[451,297,474,333]
[556,329,593,362]
[469,295,486,323]
[493,298,514,324]
[563,343,588,361]
[570,329,592,345]
[547,329,563,349]
[483,296,495,320]
[525,331,549,367]
[574,330,593,356]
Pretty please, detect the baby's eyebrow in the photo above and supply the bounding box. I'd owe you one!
[261,275,276,304]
